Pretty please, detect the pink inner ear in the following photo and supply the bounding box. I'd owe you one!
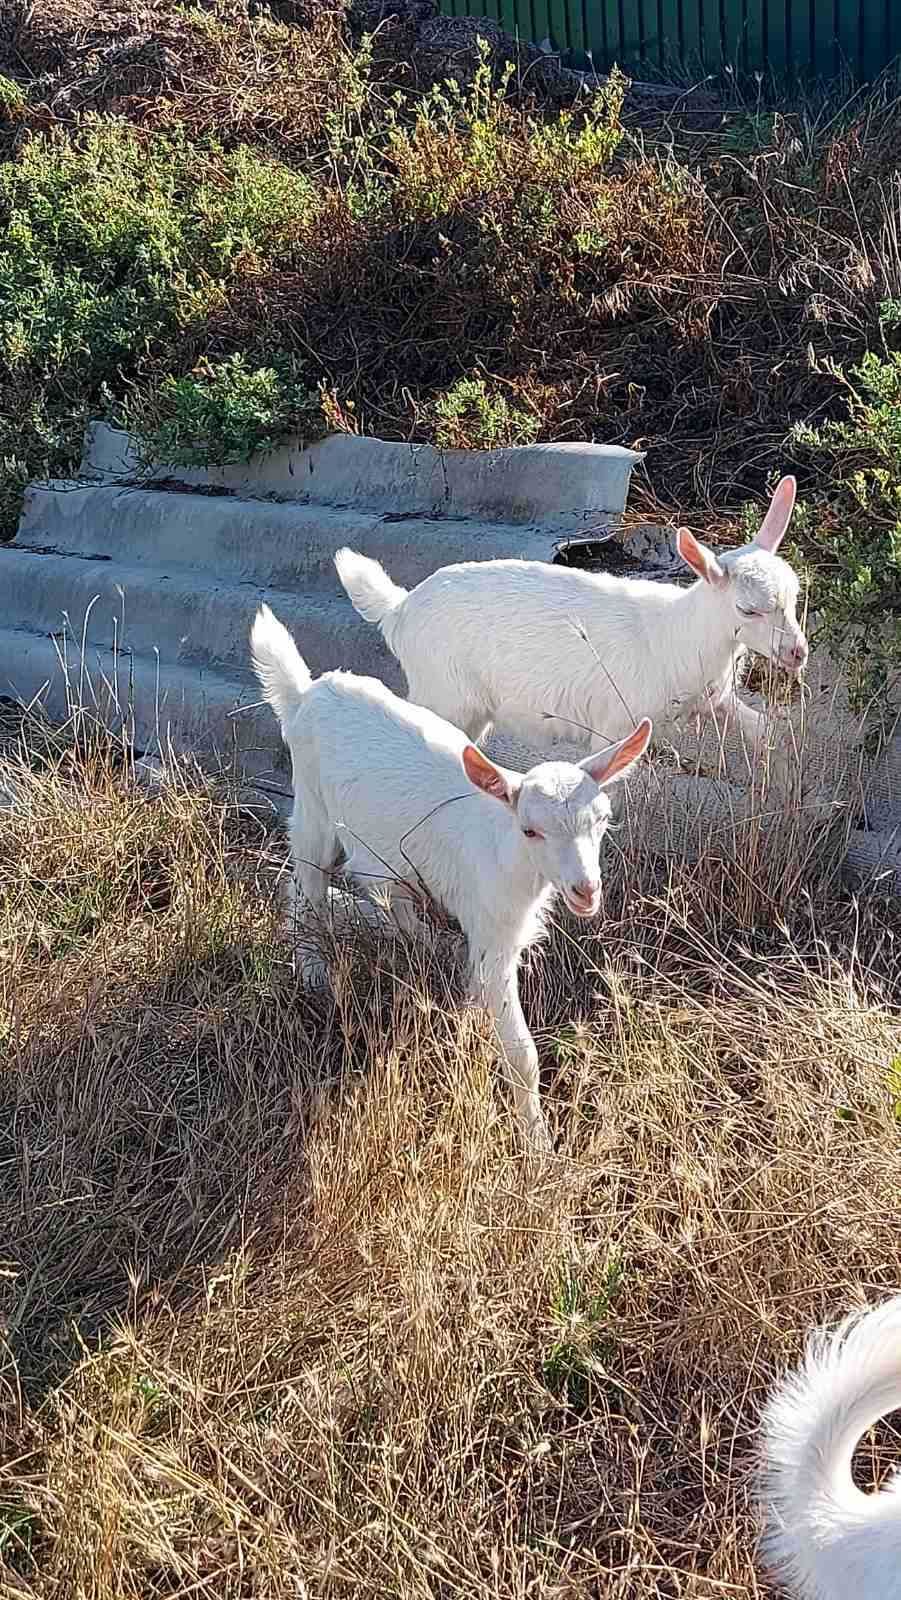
[586,716,652,785]
[483,771,510,801]
[462,745,510,803]
[756,476,796,552]
[676,527,703,577]
[677,528,721,585]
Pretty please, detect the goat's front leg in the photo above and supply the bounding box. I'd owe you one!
[706,684,768,760]
[383,889,439,948]
[710,683,798,790]
[694,683,801,808]
[478,957,552,1152]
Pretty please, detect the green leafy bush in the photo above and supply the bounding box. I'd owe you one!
[128,355,322,468]
[431,375,538,450]
[787,342,901,718]
[0,124,314,532]
[380,48,624,221]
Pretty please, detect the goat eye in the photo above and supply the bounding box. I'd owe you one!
[737,605,763,618]
[522,828,543,840]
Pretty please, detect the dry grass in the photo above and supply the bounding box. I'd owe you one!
[0,0,354,160]
[0,713,899,1597]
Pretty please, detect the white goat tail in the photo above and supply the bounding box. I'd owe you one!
[334,547,408,638]
[250,603,312,728]
[759,1293,901,1599]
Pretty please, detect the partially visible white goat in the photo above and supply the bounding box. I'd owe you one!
[334,476,807,765]
[250,603,651,1149]
[759,1293,901,1599]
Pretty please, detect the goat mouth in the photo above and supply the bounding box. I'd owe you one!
[565,893,599,918]
[775,648,807,674]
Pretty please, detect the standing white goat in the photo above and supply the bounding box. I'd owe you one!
[250,604,651,1149]
[759,1293,901,1598]
[334,476,807,763]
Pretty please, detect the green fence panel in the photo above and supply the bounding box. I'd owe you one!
[439,0,900,79]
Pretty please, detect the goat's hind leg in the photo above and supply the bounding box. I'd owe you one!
[285,791,338,987]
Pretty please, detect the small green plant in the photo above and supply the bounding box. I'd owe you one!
[722,108,777,154]
[552,1020,589,1067]
[0,1502,36,1566]
[528,70,624,179]
[432,376,538,451]
[131,1371,173,1431]
[785,341,901,722]
[382,44,515,218]
[0,75,26,115]
[128,355,323,468]
[382,50,623,221]
[542,1252,624,1412]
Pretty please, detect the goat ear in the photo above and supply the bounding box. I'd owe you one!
[677,527,727,587]
[755,474,796,553]
[581,717,652,787]
[462,744,519,807]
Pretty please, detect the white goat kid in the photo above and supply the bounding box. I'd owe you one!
[334,476,807,767]
[250,604,651,1149]
[759,1293,901,1599]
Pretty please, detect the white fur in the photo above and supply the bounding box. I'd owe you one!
[250,604,651,1149]
[334,477,807,761]
[760,1294,901,1598]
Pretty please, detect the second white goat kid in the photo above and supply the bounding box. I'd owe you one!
[250,604,651,1150]
[334,476,807,766]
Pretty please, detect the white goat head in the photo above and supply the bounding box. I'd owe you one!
[459,718,652,919]
[676,476,808,676]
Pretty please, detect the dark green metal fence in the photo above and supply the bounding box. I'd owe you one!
[440,0,899,80]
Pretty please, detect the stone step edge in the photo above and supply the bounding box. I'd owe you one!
[0,545,373,664]
[81,421,644,529]
[16,482,557,586]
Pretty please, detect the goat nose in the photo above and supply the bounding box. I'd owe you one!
[572,881,597,904]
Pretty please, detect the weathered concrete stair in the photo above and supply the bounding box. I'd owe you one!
[3,422,899,889]
[0,425,642,786]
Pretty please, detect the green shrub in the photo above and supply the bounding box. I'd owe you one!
[128,354,323,468]
[787,341,901,720]
[431,375,538,450]
[0,124,315,533]
[381,49,624,221]
[0,127,314,378]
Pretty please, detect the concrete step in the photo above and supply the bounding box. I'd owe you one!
[81,421,643,530]
[0,546,403,687]
[862,733,901,831]
[0,609,576,787]
[4,422,646,795]
[18,482,556,589]
[0,622,284,780]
